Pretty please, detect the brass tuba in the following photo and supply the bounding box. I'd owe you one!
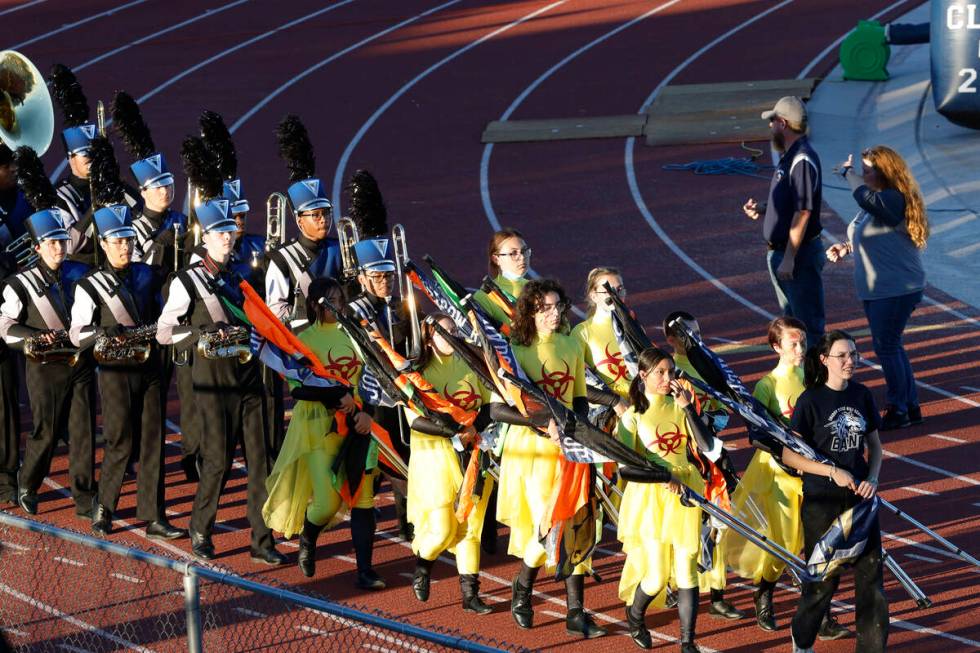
[23,330,79,365]
[93,323,157,365]
[197,325,252,363]
[0,50,54,155]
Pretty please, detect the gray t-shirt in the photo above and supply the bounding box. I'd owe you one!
[846,186,926,301]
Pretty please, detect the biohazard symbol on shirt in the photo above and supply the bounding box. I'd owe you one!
[596,344,627,384]
[322,347,362,384]
[538,360,574,401]
[782,397,796,419]
[654,422,685,456]
[444,381,481,412]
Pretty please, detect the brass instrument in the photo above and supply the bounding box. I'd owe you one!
[392,224,421,359]
[96,100,105,136]
[265,192,285,252]
[4,232,37,268]
[0,50,54,155]
[172,223,190,366]
[24,330,79,365]
[337,217,359,281]
[93,323,157,365]
[197,325,252,363]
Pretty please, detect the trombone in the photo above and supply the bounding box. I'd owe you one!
[265,192,286,252]
[5,233,37,268]
[392,223,421,360]
[337,217,360,281]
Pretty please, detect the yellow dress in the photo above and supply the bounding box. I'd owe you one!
[722,363,805,584]
[262,321,371,538]
[617,394,705,603]
[407,351,496,572]
[496,331,587,570]
[472,274,526,328]
[572,312,631,399]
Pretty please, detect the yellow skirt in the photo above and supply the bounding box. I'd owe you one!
[618,464,704,603]
[722,449,803,584]
[407,432,463,523]
[496,425,561,559]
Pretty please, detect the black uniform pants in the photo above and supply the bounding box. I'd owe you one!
[160,347,200,459]
[791,494,888,651]
[96,362,164,521]
[0,351,22,500]
[190,360,273,551]
[21,359,96,510]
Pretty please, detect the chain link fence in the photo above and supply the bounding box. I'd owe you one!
[0,511,527,652]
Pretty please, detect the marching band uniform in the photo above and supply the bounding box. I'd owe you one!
[0,210,96,517]
[156,199,283,565]
[128,154,187,270]
[69,204,184,540]
[573,310,631,400]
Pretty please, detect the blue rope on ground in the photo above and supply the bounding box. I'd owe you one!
[662,156,773,180]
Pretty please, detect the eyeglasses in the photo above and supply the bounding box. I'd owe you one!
[827,352,860,361]
[365,271,394,281]
[103,238,133,248]
[536,300,568,315]
[299,211,330,222]
[496,247,531,260]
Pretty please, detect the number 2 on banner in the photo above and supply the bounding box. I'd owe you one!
[960,68,978,93]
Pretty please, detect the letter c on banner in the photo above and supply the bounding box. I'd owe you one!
[933,1,980,128]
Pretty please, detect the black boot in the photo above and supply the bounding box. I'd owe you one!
[753,581,777,632]
[511,563,538,629]
[298,518,326,578]
[817,610,851,640]
[564,574,607,639]
[91,503,113,536]
[460,574,492,614]
[413,557,434,602]
[189,530,216,560]
[707,588,745,620]
[351,508,385,590]
[393,492,413,542]
[626,586,655,649]
[678,587,701,652]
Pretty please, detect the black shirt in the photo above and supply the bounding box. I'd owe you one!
[790,381,880,498]
[762,135,823,248]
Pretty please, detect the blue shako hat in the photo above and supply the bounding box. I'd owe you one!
[222,179,249,215]
[26,209,71,242]
[93,204,137,239]
[61,124,97,157]
[130,153,174,190]
[353,237,395,273]
[196,198,238,234]
[287,178,331,215]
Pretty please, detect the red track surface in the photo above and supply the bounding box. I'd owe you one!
[4,1,979,651]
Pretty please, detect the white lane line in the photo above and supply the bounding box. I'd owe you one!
[0,0,46,18]
[2,626,29,637]
[0,582,154,652]
[922,296,980,332]
[9,0,151,50]
[905,553,942,564]
[53,556,86,567]
[364,645,399,653]
[110,572,143,584]
[232,0,463,134]
[927,433,967,444]
[961,386,980,394]
[883,450,980,487]
[540,609,565,619]
[57,645,93,653]
[2,541,30,552]
[332,0,572,212]
[74,0,251,71]
[882,531,978,568]
[234,606,267,618]
[335,554,356,564]
[302,608,433,653]
[901,486,938,497]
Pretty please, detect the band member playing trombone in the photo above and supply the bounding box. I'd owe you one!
[0,208,95,518]
[262,277,385,587]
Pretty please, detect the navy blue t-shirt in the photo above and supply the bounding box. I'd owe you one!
[790,381,880,499]
[762,136,823,248]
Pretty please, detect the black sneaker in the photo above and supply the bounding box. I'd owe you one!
[907,404,923,425]
[880,406,911,431]
[817,613,851,640]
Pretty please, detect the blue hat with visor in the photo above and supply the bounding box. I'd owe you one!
[353,237,395,273]
[196,198,238,234]
[222,179,249,215]
[26,209,71,242]
[130,153,175,190]
[287,178,331,215]
[93,204,137,239]
[61,124,97,157]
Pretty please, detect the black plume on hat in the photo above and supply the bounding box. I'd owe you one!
[199,110,237,181]
[180,135,223,201]
[110,91,155,159]
[275,114,315,183]
[347,169,388,238]
[48,63,90,128]
[14,146,60,211]
[87,135,126,208]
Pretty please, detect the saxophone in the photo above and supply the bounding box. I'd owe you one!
[23,330,79,366]
[197,325,252,363]
[93,323,158,365]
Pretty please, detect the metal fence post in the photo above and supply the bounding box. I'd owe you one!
[183,566,203,653]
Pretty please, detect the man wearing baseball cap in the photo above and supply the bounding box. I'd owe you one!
[743,96,825,346]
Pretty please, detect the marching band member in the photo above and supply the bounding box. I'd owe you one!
[498,279,607,639]
[69,198,183,540]
[573,266,632,403]
[472,228,529,327]
[0,183,95,518]
[262,277,384,585]
[617,347,718,652]
[156,181,284,565]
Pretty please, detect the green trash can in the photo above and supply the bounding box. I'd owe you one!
[840,20,890,81]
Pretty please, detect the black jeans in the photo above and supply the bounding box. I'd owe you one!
[791,493,888,651]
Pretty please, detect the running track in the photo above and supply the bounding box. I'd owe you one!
[3,1,979,650]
